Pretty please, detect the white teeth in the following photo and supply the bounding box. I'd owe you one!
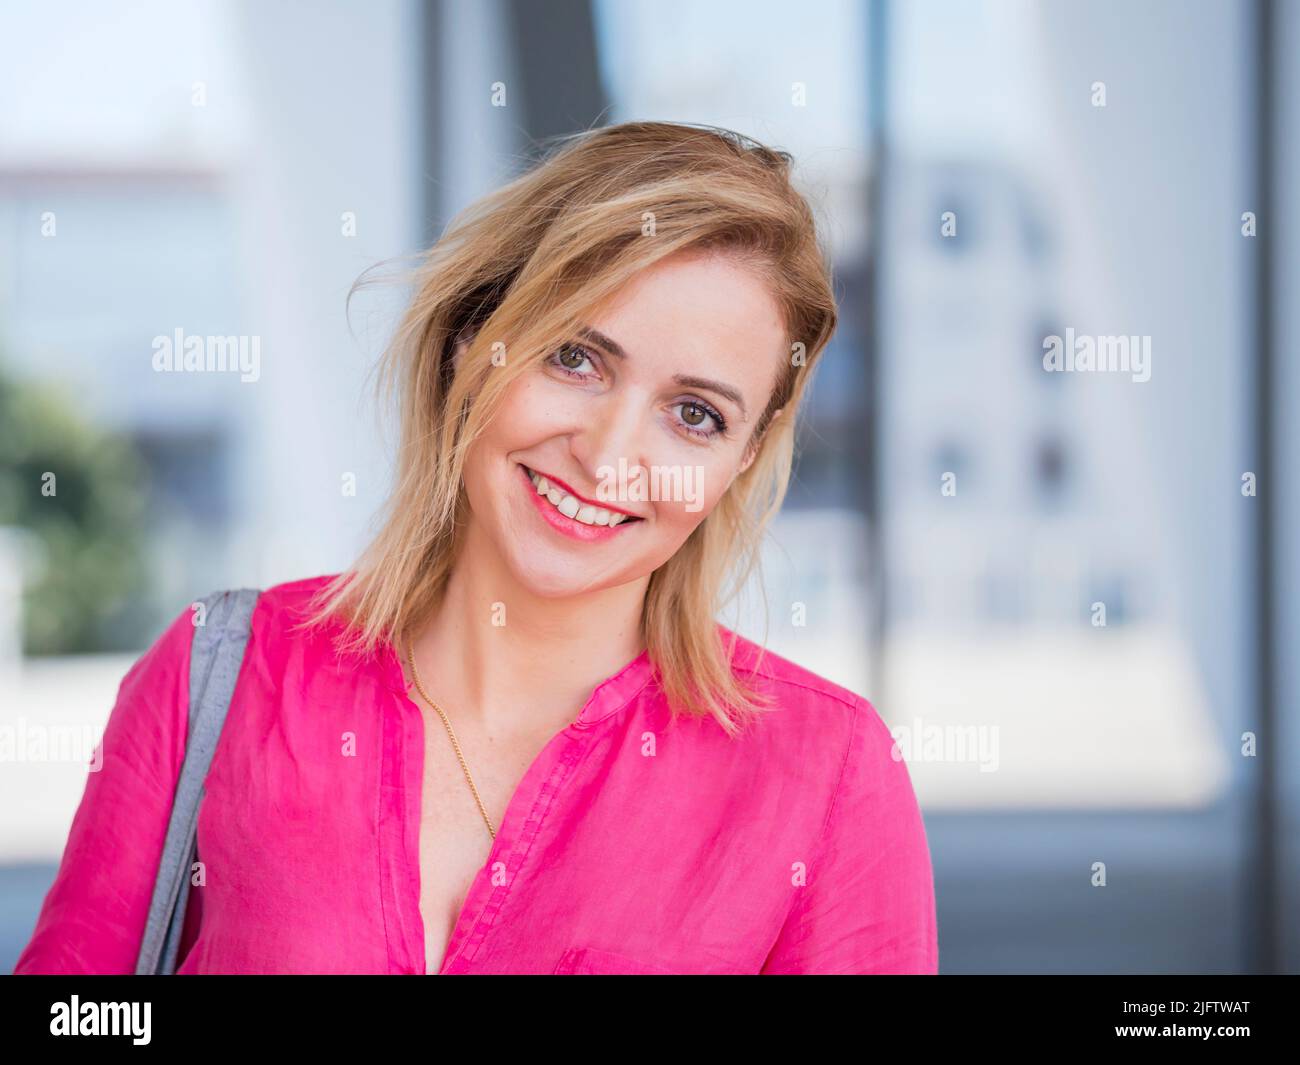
[524,466,636,529]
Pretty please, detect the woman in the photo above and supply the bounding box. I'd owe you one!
[15,121,937,975]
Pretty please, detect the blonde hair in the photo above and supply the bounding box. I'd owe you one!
[301,121,839,737]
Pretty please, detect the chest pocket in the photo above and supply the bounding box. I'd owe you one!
[553,947,680,975]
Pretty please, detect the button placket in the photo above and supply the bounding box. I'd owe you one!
[439,725,594,973]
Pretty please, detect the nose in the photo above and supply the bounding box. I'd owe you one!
[567,390,648,499]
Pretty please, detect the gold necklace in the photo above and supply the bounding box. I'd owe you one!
[405,642,496,841]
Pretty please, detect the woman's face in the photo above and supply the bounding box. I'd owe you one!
[459,249,789,598]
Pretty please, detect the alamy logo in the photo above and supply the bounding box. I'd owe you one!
[0,719,102,771]
[596,458,705,513]
[1042,328,1151,383]
[152,328,261,382]
[890,718,999,773]
[50,996,151,1045]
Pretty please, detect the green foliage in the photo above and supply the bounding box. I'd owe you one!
[0,369,150,655]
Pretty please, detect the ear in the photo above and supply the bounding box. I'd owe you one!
[449,322,483,374]
[737,406,784,477]
[451,335,472,372]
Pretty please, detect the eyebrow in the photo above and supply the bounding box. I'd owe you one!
[575,325,749,421]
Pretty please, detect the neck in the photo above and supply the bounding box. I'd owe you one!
[406,521,649,736]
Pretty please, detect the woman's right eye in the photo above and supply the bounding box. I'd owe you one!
[547,342,598,379]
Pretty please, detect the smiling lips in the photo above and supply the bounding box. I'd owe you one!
[519,463,642,543]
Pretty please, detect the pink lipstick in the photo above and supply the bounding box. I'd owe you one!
[518,463,643,544]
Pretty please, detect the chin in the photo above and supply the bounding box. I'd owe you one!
[510,563,616,600]
[494,541,604,598]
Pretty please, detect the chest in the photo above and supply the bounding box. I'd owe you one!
[415,713,557,974]
[195,681,796,974]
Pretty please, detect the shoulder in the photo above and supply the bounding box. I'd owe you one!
[719,623,880,725]
[248,573,342,619]
[222,573,354,670]
[133,576,356,694]
[720,625,862,711]
[236,573,348,642]
[717,624,903,779]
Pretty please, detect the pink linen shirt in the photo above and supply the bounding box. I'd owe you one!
[14,575,938,975]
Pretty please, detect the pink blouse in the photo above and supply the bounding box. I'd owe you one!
[14,575,938,975]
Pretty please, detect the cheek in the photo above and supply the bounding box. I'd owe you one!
[493,376,544,435]
[649,460,736,534]
[460,381,536,498]
[496,372,585,441]
[623,469,734,575]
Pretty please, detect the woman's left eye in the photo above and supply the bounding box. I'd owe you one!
[675,400,727,440]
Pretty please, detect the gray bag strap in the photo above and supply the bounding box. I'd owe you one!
[135,587,261,975]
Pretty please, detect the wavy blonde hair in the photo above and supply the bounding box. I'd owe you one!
[301,121,838,737]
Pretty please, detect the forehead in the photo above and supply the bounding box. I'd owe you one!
[584,251,788,414]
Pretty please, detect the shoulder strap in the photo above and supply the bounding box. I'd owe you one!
[135,587,262,975]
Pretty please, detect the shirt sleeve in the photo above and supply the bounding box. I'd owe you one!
[761,695,939,974]
[11,605,196,975]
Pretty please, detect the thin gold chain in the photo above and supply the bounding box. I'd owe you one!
[404,641,497,841]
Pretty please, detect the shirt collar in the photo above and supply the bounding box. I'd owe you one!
[575,647,656,726]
